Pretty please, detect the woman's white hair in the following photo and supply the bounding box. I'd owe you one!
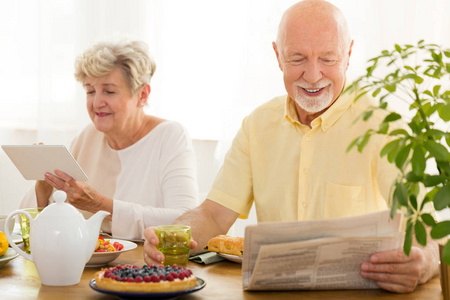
[74,39,156,94]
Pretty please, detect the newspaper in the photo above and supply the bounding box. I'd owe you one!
[242,210,403,290]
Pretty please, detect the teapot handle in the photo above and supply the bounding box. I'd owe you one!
[5,210,33,262]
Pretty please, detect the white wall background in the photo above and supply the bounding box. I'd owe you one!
[1,0,449,231]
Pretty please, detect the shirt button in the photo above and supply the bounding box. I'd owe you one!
[302,202,307,208]
[323,125,329,130]
[303,169,308,174]
[306,137,311,142]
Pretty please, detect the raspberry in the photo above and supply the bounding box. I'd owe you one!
[143,276,151,282]
[135,276,143,283]
[178,273,185,280]
[169,272,178,279]
[159,274,166,281]
[150,274,160,282]
[127,277,134,282]
[166,274,174,281]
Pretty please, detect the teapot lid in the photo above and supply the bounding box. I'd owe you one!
[40,190,82,218]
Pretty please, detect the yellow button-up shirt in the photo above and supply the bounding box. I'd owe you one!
[207,90,399,222]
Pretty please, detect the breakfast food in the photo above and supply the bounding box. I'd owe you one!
[0,232,8,256]
[95,264,197,293]
[95,236,124,252]
[205,235,244,257]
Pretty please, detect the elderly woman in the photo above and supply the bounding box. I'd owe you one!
[20,40,199,240]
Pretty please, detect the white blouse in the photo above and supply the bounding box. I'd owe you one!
[21,121,199,240]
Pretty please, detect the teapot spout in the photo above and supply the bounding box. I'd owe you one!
[85,210,110,262]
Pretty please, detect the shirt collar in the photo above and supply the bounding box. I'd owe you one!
[284,85,354,132]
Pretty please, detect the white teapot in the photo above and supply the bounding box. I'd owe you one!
[5,190,110,286]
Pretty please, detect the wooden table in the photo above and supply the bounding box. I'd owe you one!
[0,243,443,299]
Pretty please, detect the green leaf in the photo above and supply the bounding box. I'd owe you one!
[404,221,413,256]
[395,44,402,53]
[442,240,450,265]
[424,90,433,97]
[385,83,397,92]
[372,88,381,97]
[383,112,401,123]
[421,213,436,227]
[423,140,449,162]
[405,171,423,182]
[414,221,427,246]
[390,194,398,218]
[346,136,360,153]
[389,129,409,137]
[427,129,445,139]
[444,51,450,58]
[423,175,446,187]
[395,144,411,169]
[378,122,389,134]
[438,104,450,122]
[433,185,450,210]
[433,85,441,96]
[403,73,424,84]
[411,146,426,176]
[394,182,408,206]
[430,221,450,239]
[357,132,371,152]
[380,139,400,157]
[363,110,373,121]
[408,121,421,135]
[414,76,424,84]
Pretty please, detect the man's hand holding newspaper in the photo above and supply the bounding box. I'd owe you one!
[242,210,403,290]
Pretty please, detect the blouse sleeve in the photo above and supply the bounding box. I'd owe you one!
[111,123,199,240]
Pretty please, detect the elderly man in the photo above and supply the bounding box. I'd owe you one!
[144,0,439,293]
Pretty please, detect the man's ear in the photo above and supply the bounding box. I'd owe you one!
[272,41,283,71]
[346,40,354,69]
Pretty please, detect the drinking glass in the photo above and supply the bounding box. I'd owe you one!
[155,225,191,267]
[20,208,43,254]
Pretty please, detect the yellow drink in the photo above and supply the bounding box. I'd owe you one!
[155,225,191,267]
[20,208,43,254]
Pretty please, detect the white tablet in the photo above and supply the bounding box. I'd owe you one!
[1,145,88,181]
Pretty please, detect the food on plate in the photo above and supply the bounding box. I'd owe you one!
[95,236,124,252]
[0,232,8,256]
[205,235,243,257]
[95,264,197,292]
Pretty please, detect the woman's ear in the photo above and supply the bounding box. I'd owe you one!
[138,84,151,107]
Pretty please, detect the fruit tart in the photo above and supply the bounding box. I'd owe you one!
[95,264,197,293]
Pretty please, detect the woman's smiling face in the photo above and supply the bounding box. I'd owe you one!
[84,68,141,136]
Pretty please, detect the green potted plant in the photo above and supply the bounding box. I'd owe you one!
[344,40,450,295]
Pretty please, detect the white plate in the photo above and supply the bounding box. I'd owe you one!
[86,239,137,267]
[218,253,242,264]
[0,248,19,268]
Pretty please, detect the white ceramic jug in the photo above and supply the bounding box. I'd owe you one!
[5,190,110,286]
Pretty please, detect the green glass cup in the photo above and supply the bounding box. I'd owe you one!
[155,225,191,267]
[20,208,43,254]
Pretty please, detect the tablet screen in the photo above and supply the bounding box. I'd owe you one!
[2,145,88,181]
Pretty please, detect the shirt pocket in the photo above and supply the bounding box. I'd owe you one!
[324,182,366,219]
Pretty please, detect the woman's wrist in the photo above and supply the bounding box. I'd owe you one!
[35,180,53,207]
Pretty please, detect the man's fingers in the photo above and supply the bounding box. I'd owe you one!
[143,227,159,246]
[375,280,416,294]
[190,239,198,250]
[143,240,164,264]
[370,248,411,264]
